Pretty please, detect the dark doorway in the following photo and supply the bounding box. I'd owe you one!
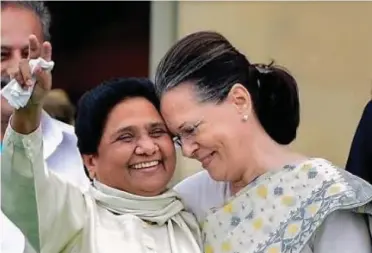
[46,1,150,105]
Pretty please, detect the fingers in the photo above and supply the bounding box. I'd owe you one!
[28,35,53,61]
[13,71,23,87]
[12,35,52,91]
[41,42,52,62]
[16,59,33,89]
[28,35,41,59]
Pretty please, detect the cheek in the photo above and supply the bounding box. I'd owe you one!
[98,144,133,169]
[158,137,176,166]
[200,124,231,150]
[208,125,241,165]
[1,62,8,72]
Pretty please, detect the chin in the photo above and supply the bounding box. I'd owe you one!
[206,168,228,182]
[140,181,169,196]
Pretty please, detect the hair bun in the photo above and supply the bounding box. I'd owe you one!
[251,63,300,145]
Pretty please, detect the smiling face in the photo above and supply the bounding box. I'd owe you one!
[160,82,254,182]
[83,97,176,196]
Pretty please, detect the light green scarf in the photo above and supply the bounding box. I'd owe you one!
[90,180,202,252]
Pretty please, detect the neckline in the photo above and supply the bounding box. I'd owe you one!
[225,157,325,201]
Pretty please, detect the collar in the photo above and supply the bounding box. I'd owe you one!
[41,111,64,159]
[90,179,184,225]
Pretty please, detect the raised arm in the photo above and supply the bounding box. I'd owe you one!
[1,35,86,253]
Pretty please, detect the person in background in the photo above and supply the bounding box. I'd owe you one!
[155,31,372,253]
[43,89,76,125]
[1,2,89,253]
[346,99,372,184]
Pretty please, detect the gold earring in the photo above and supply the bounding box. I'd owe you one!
[242,115,249,121]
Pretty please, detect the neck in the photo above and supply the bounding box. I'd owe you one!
[230,129,306,195]
[94,179,169,197]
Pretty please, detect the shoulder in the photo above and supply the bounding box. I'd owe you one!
[42,112,78,148]
[306,158,372,210]
[52,118,77,139]
[174,170,228,222]
[316,158,371,186]
[357,100,372,132]
[310,158,371,189]
[358,100,372,129]
[41,113,90,190]
[174,170,225,199]
[363,100,372,115]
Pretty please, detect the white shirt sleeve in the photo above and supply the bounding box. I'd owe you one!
[174,171,228,223]
[1,125,86,253]
[312,210,372,253]
[42,113,90,192]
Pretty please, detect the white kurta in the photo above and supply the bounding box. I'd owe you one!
[1,125,201,253]
[1,111,89,253]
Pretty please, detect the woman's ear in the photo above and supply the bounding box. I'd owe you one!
[226,83,252,115]
[82,154,98,180]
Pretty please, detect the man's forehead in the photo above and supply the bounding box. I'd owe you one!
[1,6,43,47]
[1,35,29,50]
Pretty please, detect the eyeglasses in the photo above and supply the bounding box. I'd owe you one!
[173,120,203,146]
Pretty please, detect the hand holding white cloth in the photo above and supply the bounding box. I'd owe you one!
[0,57,54,109]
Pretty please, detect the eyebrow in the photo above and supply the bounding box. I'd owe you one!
[113,126,133,136]
[1,46,11,51]
[178,119,203,131]
[149,122,167,129]
[111,122,167,139]
[1,45,28,50]
[178,122,187,130]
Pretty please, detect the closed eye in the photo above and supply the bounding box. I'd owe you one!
[1,51,10,61]
[182,127,196,135]
[150,128,167,138]
[117,134,134,142]
[21,48,29,59]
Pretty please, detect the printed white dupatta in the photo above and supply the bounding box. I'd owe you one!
[201,158,372,253]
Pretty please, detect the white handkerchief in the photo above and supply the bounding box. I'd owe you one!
[0,57,55,109]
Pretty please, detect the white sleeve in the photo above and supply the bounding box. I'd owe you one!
[313,210,372,253]
[174,171,227,223]
[1,125,86,253]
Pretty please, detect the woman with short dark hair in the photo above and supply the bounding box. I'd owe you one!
[2,37,202,253]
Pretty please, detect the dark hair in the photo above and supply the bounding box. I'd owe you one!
[155,31,299,145]
[1,1,51,41]
[75,78,160,178]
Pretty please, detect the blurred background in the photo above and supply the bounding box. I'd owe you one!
[44,1,372,185]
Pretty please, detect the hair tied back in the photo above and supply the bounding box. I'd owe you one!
[252,60,275,74]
